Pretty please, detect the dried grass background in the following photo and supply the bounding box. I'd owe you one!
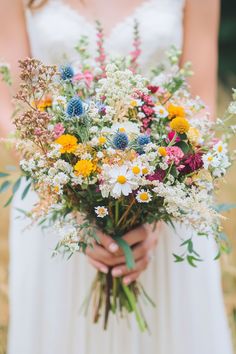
[0,83,235,353]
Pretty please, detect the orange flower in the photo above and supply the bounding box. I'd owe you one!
[55,134,78,153]
[168,104,185,120]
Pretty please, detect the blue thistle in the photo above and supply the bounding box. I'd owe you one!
[137,135,151,146]
[60,65,74,80]
[113,132,129,150]
[66,97,84,117]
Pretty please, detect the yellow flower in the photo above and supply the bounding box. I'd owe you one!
[187,127,200,145]
[74,159,95,177]
[158,147,167,157]
[170,117,190,134]
[98,136,107,145]
[192,169,212,184]
[55,134,78,153]
[168,104,185,120]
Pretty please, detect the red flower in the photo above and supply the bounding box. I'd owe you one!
[147,85,159,94]
[181,153,203,174]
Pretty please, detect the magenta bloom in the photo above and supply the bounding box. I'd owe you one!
[147,169,166,182]
[167,131,181,143]
[181,153,203,174]
[166,146,184,165]
[53,123,65,138]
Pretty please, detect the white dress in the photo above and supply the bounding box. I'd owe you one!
[8,1,233,353]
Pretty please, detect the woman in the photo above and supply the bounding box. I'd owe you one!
[0,0,233,353]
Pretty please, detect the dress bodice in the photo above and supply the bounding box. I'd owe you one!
[25,0,185,70]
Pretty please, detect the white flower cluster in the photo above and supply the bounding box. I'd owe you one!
[96,64,147,107]
[202,141,231,177]
[153,181,218,237]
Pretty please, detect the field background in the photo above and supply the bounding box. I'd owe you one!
[0,1,236,353]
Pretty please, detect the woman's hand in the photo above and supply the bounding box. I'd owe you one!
[86,224,160,285]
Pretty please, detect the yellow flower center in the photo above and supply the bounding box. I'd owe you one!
[207,156,213,161]
[159,109,164,114]
[54,186,60,193]
[130,100,137,107]
[218,145,223,152]
[158,147,167,157]
[117,175,127,184]
[98,136,107,145]
[132,166,141,175]
[142,167,149,175]
[118,127,126,133]
[74,160,95,177]
[139,192,149,201]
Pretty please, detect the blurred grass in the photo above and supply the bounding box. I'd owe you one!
[0,84,236,352]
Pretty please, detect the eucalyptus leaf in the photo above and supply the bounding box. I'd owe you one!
[4,194,14,207]
[21,182,31,200]
[12,177,22,194]
[0,172,10,178]
[0,180,11,193]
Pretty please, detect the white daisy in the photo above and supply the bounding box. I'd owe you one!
[95,206,109,218]
[111,122,140,135]
[154,105,168,118]
[109,165,138,197]
[136,189,152,203]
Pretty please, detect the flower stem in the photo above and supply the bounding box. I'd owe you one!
[121,282,147,332]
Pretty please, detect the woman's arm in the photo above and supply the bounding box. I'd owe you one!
[0,0,30,138]
[181,0,220,117]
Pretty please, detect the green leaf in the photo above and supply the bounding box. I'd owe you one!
[0,180,11,193]
[12,177,22,194]
[175,141,190,154]
[113,237,135,270]
[173,253,185,263]
[4,194,14,207]
[21,182,32,200]
[214,250,221,260]
[187,255,202,267]
[0,172,10,178]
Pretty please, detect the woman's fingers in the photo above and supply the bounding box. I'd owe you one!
[86,243,126,266]
[111,255,149,278]
[96,230,119,253]
[88,258,109,274]
[123,271,141,285]
[122,226,148,246]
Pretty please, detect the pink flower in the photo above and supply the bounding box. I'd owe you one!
[73,70,94,88]
[167,131,181,143]
[142,105,155,116]
[166,146,184,165]
[53,123,65,138]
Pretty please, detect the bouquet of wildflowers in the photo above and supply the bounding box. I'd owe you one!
[1,23,236,331]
